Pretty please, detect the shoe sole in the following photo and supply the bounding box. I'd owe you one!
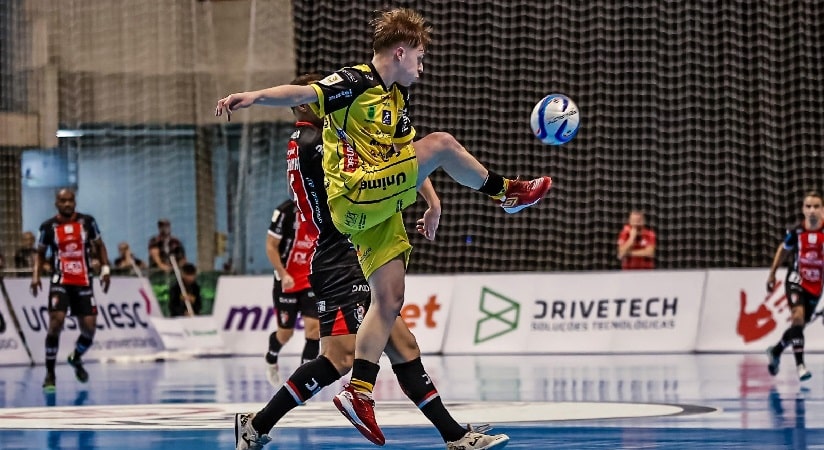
[333,394,385,446]
[800,372,812,382]
[480,435,510,450]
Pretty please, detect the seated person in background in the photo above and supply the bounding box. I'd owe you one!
[168,263,202,317]
[14,231,37,270]
[113,242,147,273]
[148,218,186,272]
[617,210,656,270]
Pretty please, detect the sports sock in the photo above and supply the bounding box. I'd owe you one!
[350,358,380,394]
[252,356,341,434]
[45,334,59,373]
[266,332,283,364]
[787,325,805,366]
[393,357,466,442]
[478,171,507,198]
[301,338,320,364]
[74,333,93,358]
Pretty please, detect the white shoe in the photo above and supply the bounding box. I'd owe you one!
[266,363,281,388]
[798,364,812,382]
[235,413,271,450]
[446,424,509,450]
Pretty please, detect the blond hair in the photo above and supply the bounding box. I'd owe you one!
[372,8,432,53]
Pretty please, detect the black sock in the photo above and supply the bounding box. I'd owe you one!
[266,332,284,364]
[478,171,505,197]
[393,357,466,442]
[301,339,320,364]
[45,335,59,373]
[350,358,380,393]
[74,334,93,358]
[252,356,341,434]
[787,325,805,366]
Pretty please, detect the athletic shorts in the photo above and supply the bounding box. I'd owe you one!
[328,143,418,236]
[48,284,97,316]
[272,280,318,329]
[786,283,821,323]
[309,255,372,338]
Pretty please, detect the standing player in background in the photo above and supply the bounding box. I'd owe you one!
[233,74,508,450]
[216,8,548,444]
[616,210,656,270]
[766,191,824,381]
[30,189,111,392]
[265,198,320,387]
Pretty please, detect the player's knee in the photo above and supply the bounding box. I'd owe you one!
[429,131,463,156]
[277,328,295,341]
[324,348,355,374]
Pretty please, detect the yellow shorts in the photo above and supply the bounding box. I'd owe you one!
[349,212,411,280]
[328,144,418,235]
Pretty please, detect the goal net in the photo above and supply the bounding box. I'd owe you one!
[293,0,824,272]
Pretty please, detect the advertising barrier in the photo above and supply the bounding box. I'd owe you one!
[442,271,706,354]
[150,316,225,354]
[3,277,163,364]
[694,268,824,352]
[0,281,32,366]
[212,275,453,355]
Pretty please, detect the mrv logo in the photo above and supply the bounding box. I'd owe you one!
[224,306,305,331]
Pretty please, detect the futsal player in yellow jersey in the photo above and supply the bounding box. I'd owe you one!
[216,8,550,447]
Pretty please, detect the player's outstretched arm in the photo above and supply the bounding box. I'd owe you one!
[215,85,318,121]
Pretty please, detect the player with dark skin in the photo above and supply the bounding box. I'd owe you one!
[31,189,111,391]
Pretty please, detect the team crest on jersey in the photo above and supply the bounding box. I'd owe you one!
[319,73,343,86]
[809,234,818,244]
[382,110,392,125]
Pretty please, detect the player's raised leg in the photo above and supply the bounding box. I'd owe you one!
[413,131,552,214]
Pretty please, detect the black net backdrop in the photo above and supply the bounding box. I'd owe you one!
[293,0,824,273]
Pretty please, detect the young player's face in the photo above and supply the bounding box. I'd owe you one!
[396,44,425,86]
[803,196,823,225]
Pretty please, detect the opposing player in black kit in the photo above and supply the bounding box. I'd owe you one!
[265,198,320,387]
[30,189,111,392]
[766,191,824,381]
[235,74,507,450]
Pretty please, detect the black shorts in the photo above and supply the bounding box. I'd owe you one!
[308,256,371,338]
[786,283,821,323]
[272,281,318,329]
[48,284,98,317]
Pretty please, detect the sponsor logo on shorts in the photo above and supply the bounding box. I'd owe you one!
[382,110,392,125]
[355,304,365,323]
[360,172,407,191]
[352,284,370,293]
[280,311,290,325]
[278,296,298,304]
[317,301,326,313]
[345,211,367,230]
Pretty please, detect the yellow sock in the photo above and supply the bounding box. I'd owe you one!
[350,378,374,394]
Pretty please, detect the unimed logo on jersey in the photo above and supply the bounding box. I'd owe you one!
[475,287,520,344]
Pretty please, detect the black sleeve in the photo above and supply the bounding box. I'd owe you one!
[84,215,102,241]
[269,202,294,239]
[310,68,372,116]
[37,221,52,250]
[393,86,415,143]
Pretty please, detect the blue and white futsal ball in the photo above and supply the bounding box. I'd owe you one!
[529,93,580,145]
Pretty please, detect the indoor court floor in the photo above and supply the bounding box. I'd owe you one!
[0,353,820,449]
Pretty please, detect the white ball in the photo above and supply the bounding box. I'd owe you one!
[529,94,580,145]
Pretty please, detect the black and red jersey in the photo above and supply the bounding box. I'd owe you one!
[287,121,355,273]
[784,223,824,297]
[269,199,297,266]
[37,213,102,287]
